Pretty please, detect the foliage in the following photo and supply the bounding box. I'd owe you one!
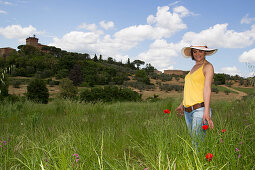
[211,87,219,94]
[12,79,21,88]
[80,86,141,102]
[159,84,184,92]
[214,74,226,85]
[26,79,49,104]
[135,70,151,85]
[59,78,78,99]
[69,64,83,86]
[123,81,155,91]
[0,98,254,169]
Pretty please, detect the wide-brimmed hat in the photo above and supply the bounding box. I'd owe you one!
[181,45,218,58]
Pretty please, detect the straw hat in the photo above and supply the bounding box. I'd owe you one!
[181,45,218,58]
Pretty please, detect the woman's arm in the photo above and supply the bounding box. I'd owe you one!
[203,63,214,128]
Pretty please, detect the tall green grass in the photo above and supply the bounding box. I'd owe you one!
[0,96,254,169]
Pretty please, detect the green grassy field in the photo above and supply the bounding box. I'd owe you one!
[0,96,254,169]
[211,85,238,94]
[232,87,255,95]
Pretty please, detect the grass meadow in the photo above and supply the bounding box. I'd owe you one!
[0,96,254,169]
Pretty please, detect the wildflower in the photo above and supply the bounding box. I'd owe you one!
[221,129,226,133]
[76,159,79,163]
[202,125,209,130]
[240,141,243,145]
[219,138,223,143]
[73,153,79,158]
[3,141,6,145]
[0,145,2,148]
[206,153,213,161]
[235,148,239,152]
[238,154,241,158]
[164,109,170,114]
[144,168,148,170]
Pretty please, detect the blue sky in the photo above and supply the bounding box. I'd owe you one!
[1,0,255,77]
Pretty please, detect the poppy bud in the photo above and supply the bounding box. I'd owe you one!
[206,153,213,161]
[202,125,209,130]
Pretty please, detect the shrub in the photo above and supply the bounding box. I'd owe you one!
[211,87,219,94]
[80,86,141,103]
[159,84,184,92]
[135,70,150,85]
[214,74,226,85]
[56,69,69,79]
[69,64,83,86]
[224,90,230,95]
[12,80,21,88]
[27,79,49,104]
[59,78,78,99]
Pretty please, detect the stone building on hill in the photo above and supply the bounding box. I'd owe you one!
[164,70,186,75]
[26,35,46,49]
[0,47,16,58]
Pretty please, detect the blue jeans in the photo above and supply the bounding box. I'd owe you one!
[184,107,212,149]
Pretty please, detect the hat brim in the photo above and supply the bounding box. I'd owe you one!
[181,46,218,58]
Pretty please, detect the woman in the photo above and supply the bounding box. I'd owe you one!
[175,45,217,143]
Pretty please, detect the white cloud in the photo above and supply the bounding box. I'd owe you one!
[49,31,100,53]
[147,6,188,38]
[181,24,255,48]
[50,5,190,60]
[239,48,255,63]
[0,10,7,14]
[99,21,114,30]
[0,25,40,41]
[0,1,12,5]
[173,6,191,17]
[219,66,241,76]
[78,23,103,35]
[137,39,178,71]
[241,14,255,24]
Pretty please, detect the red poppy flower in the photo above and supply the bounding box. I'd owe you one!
[202,125,209,130]
[164,109,170,114]
[221,129,226,133]
[206,153,213,161]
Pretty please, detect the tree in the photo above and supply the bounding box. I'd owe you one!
[214,74,226,85]
[69,64,83,86]
[135,70,150,85]
[99,54,103,62]
[107,57,114,64]
[59,78,78,99]
[93,54,98,62]
[27,79,49,104]
[144,63,155,75]
[132,60,145,69]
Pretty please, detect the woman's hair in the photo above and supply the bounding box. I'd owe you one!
[191,48,195,60]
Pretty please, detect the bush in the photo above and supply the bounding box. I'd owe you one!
[56,69,69,79]
[135,70,150,85]
[12,80,21,88]
[211,87,219,94]
[159,84,184,92]
[69,64,83,86]
[59,78,78,99]
[27,79,49,104]
[224,90,230,95]
[80,86,141,103]
[214,74,226,85]
[123,81,155,91]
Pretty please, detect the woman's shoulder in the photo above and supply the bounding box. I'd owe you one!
[203,61,214,74]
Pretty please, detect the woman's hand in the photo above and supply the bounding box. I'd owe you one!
[175,104,184,117]
[203,113,214,129]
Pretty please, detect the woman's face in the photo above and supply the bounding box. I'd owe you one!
[192,49,205,62]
